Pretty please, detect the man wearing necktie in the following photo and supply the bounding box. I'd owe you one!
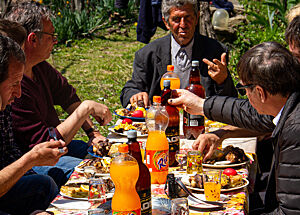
[120,0,238,107]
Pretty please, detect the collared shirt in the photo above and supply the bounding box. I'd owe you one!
[171,35,194,89]
[0,106,34,175]
[273,106,284,126]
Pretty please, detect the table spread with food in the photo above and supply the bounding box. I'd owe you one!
[47,105,257,215]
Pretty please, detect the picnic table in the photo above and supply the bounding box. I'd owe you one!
[47,117,257,214]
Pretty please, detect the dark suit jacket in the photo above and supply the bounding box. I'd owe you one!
[120,32,238,107]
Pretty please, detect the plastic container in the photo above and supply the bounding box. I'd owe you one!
[212,9,229,29]
[145,96,169,184]
[160,65,181,90]
[110,144,141,214]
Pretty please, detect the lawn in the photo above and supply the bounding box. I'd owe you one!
[52,25,168,141]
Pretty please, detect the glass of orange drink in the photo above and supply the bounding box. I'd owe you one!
[203,170,221,201]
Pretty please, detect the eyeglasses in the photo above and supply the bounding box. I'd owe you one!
[35,31,58,42]
[235,82,254,96]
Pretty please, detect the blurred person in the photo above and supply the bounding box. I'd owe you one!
[120,0,237,107]
[286,15,300,61]
[169,41,300,214]
[0,34,67,215]
[286,3,300,23]
[5,1,112,187]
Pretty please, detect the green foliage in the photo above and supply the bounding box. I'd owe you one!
[43,0,138,43]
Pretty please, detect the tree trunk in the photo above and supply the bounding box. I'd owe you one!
[199,2,216,39]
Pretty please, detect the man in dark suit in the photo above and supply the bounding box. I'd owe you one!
[120,0,238,107]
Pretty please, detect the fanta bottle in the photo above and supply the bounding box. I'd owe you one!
[110,144,141,214]
[145,96,169,184]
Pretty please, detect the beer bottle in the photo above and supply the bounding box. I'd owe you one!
[161,80,180,167]
[127,130,152,215]
[183,60,205,139]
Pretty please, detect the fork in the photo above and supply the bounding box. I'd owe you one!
[48,127,65,153]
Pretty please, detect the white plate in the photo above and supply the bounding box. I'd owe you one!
[74,166,110,177]
[202,160,249,168]
[181,176,249,192]
[60,191,114,201]
[108,125,148,137]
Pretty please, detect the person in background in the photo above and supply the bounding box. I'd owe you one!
[5,1,112,187]
[169,41,300,214]
[0,34,66,215]
[120,0,237,107]
[285,3,300,23]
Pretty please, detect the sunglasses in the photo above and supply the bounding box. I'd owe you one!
[235,82,254,96]
[35,31,58,42]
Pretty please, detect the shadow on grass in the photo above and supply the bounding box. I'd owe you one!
[60,60,75,75]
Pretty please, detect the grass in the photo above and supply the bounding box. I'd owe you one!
[52,25,168,141]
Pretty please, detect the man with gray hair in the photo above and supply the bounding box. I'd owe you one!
[0,34,67,215]
[120,0,237,108]
[5,1,113,187]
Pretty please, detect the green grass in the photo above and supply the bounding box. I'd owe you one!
[52,25,168,141]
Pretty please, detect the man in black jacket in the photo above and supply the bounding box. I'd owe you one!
[120,0,237,107]
[169,41,300,214]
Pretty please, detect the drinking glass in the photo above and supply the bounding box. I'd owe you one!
[175,151,187,171]
[203,170,221,201]
[88,177,106,206]
[171,198,189,215]
[186,151,203,174]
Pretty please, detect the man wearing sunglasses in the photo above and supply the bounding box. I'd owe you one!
[5,2,112,187]
[169,41,300,214]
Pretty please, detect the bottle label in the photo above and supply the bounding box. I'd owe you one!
[165,126,179,152]
[138,188,152,215]
[183,112,204,127]
[112,209,141,215]
[146,150,169,172]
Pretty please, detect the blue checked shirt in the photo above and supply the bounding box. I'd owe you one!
[0,106,34,175]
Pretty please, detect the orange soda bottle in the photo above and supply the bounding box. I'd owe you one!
[160,65,181,90]
[145,96,169,184]
[110,144,141,214]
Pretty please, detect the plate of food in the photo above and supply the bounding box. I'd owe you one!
[60,178,114,201]
[181,172,249,192]
[109,121,148,137]
[88,142,123,158]
[74,158,111,177]
[202,145,249,168]
[114,101,147,121]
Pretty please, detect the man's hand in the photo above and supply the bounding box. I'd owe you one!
[130,92,149,107]
[88,131,106,146]
[192,132,223,162]
[168,89,205,115]
[90,102,112,126]
[203,53,228,85]
[30,140,67,166]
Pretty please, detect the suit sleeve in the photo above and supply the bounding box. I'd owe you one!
[120,50,150,107]
[203,95,275,133]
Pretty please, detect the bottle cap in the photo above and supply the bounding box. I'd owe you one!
[167,65,174,71]
[163,80,171,88]
[118,144,128,153]
[153,96,161,103]
[127,129,137,138]
[192,60,199,67]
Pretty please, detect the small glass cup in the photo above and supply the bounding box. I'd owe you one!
[88,177,106,206]
[171,198,189,215]
[203,170,221,201]
[84,166,97,179]
[175,151,187,171]
[186,151,203,174]
[88,208,106,215]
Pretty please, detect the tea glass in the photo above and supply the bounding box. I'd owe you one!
[171,198,189,215]
[88,177,106,206]
[203,170,221,201]
[186,151,203,174]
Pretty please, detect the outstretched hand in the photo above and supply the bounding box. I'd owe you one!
[203,53,228,85]
[90,102,112,126]
[168,89,205,116]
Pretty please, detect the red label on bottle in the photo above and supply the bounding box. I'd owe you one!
[112,209,141,215]
[146,150,169,172]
